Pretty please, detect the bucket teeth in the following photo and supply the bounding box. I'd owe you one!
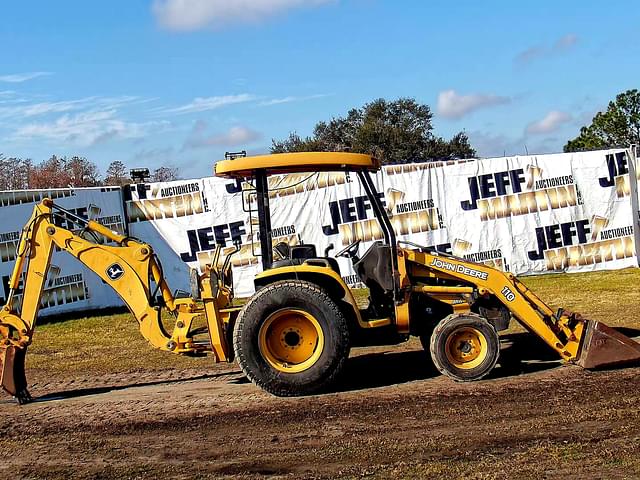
[0,345,32,404]
[576,321,640,369]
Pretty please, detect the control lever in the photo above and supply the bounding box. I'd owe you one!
[324,243,334,257]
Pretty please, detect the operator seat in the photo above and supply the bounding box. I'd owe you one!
[353,241,394,316]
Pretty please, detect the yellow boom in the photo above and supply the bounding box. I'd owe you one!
[397,247,640,369]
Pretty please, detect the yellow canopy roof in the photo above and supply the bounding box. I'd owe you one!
[214,152,380,178]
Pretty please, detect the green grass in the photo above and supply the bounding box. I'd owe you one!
[28,310,207,375]
[26,268,640,378]
[517,267,640,327]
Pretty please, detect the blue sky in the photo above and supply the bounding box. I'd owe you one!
[1,1,638,179]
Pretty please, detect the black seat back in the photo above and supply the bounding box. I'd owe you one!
[291,244,317,259]
[353,242,394,293]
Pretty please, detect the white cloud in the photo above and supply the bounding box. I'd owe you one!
[134,146,176,164]
[554,33,578,50]
[467,131,523,158]
[0,95,144,119]
[515,33,578,65]
[153,0,334,31]
[0,98,91,118]
[12,110,167,146]
[259,96,298,106]
[514,46,545,64]
[258,93,331,106]
[525,111,572,135]
[437,89,510,120]
[157,94,255,115]
[0,91,23,105]
[184,121,262,149]
[0,72,52,83]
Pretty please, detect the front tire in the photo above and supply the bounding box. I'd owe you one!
[233,280,350,396]
[430,314,499,381]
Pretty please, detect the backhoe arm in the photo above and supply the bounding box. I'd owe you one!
[1,199,236,404]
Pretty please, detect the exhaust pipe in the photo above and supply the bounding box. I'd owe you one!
[0,345,32,404]
[575,321,640,369]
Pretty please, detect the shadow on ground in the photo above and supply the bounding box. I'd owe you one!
[337,332,564,393]
[32,371,241,403]
[337,327,640,393]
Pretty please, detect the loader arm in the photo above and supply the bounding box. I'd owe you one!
[0,199,236,404]
[402,248,640,368]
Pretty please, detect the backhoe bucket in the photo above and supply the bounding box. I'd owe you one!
[576,321,640,369]
[0,345,32,404]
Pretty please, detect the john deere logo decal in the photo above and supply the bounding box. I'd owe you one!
[106,263,125,281]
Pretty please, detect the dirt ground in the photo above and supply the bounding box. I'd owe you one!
[2,332,640,480]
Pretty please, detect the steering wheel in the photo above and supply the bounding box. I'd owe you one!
[335,239,361,259]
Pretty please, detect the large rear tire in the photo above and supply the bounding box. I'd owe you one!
[430,314,499,381]
[233,280,350,396]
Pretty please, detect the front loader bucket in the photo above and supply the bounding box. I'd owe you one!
[575,321,640,369]
[0,345,32,404]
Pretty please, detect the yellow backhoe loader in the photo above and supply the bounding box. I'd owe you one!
[2,152,640,404]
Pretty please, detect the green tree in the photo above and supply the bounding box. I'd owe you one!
[151,166,179,182]
[0,154,32,190]
[29,155,72,188]
[425,132,476,160]
[67,156,101,187]
[271,98,476,164]
[565,89,640,152]
[271,132,320,153]
[105,160,130,186]
[29,155,101,188]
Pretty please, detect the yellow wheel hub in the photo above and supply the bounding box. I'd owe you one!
[444,327,488,370]
[258,309,324,373]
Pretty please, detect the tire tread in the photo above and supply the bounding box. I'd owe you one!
[429,313,499,382]
[233,280,350,396]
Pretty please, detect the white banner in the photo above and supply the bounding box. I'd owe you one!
[1,148,637,315]
[129,149,639,298]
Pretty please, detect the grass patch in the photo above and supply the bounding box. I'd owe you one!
[26,268,640,378]
[517,267,640,327]
[28,310,206,376]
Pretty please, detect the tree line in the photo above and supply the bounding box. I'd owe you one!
[3,90,637,191]
[0,156,179,190]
